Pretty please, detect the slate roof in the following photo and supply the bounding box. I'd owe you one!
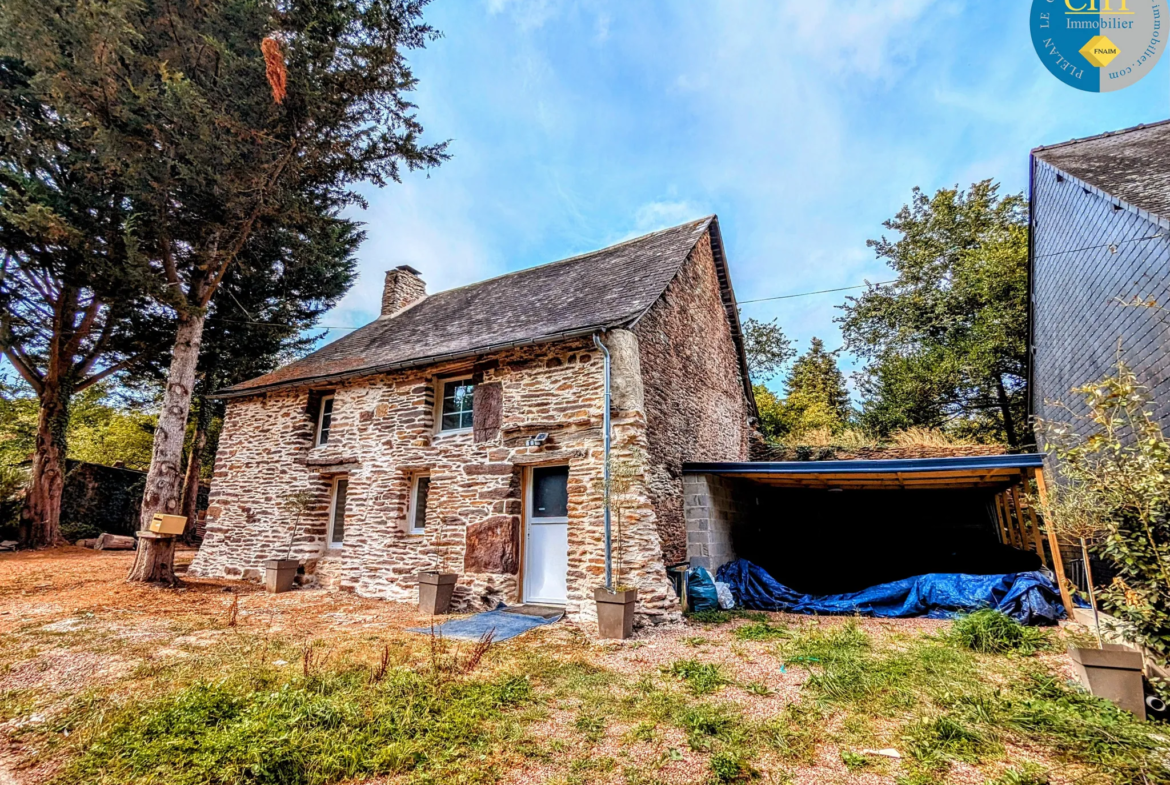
[1033,119,1170,222]
[218,216,751,401]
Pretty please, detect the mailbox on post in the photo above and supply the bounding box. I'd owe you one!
[150,513,187,535]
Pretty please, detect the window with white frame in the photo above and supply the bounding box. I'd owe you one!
[327,477,348,548]
[437,377,475,433]
[316,394,335,446]
[407,474,431,534]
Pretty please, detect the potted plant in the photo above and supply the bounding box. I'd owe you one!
[267,490,312,594]
[594,452,639,639]
[418,489,458,615]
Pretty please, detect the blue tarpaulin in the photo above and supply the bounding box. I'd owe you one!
[716,559,1065,625]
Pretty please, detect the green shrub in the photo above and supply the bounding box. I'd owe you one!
[948,610,1049,655]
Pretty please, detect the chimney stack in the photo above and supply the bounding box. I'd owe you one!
[381,265,426,317]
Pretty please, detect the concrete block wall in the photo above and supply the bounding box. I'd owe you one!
[683,473,755,573]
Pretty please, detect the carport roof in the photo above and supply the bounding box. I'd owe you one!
[682,454,1045,490]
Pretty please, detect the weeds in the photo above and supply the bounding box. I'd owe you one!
[300,639,329,678]
[709,749,756,782]
[574,713,606,743]
[985,764,1051,785]
[225,595,239,628]
[904,713,1002,767]
[840,750,869,771]
[732,621,788,641]
[666,660,727,695]
[369,643,391,685]
[686,610,766,625]
[60,666,533,785]
[947,610,1049,655]
[677,703,737,750]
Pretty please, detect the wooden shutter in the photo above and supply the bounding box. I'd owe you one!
[473,382,502,443]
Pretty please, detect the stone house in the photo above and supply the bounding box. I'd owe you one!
[1030,120,1170,442]
[188,216,757,626]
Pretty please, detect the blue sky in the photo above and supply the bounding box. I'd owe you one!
[327,1,1169,391]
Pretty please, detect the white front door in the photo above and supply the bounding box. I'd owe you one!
[524,465,569,605]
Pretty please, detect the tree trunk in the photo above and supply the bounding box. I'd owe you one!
[125,532,178,584]
[179,395,211,541]
[19,378,73,547]
[995,377,1019,449]
[129,312,205,582]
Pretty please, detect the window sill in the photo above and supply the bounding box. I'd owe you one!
[407,530,426,537]
[434,428,472,439]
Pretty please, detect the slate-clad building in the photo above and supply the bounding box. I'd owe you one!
[188,217,757,628]
[1030,121,1170,444]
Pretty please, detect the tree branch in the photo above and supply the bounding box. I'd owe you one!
[1,345,44,396]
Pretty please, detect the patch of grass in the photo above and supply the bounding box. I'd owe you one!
[574,712,605,743]
[709,750,757,782]
[666,660,727,695]
[685,610,766,625]
[985,764,1051,785]
[947,610,1050,655]
[684,636,709,647]
[840,750,870,771]
[1000,673,1170,783]
[626,720,657,743]
[757,702,823,764]
[731,621,788,642]
[742,681,771,696]
[58,665,533,785]
[904,713,1002,767]
[677,703,738,751]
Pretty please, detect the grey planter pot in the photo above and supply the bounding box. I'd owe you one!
[1069,644,1147,720]
[265,559,299,594]
[418,571,458,615]
[595,587,638,639]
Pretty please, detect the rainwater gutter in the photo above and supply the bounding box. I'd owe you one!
[593,331,613,591]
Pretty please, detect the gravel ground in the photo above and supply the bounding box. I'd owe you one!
[0,547,1112,785]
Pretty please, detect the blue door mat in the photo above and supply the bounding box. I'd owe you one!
[408,605,564,642]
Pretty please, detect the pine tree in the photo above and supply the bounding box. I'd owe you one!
[774,338,852,437]
[0,56,167,545]
[1,0,447,569]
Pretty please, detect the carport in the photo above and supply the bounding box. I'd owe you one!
[681,454,1072,611]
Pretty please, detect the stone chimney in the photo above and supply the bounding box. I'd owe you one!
[381,265,426,317]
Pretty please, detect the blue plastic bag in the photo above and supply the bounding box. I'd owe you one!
[686,566,720,612]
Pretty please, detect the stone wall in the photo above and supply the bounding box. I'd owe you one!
[634,232,754,565]
[189,337,680,629]
[682,473,756,573]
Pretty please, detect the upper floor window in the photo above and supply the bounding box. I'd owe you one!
[316,394,335,446]
[438,377,475,433]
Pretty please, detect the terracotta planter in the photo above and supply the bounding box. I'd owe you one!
[1069,644,1147,720]
[595,587,637,639]
[265,559,299,594]
[418,571,458,615]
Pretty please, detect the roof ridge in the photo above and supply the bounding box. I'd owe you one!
[405,215,715,304]
[1032,118,1170,154]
